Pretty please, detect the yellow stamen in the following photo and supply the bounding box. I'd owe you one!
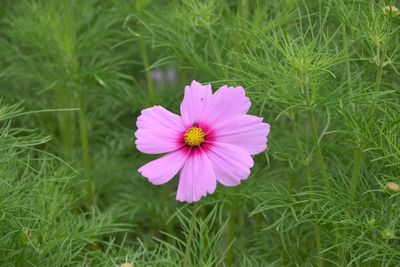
[184,127,205,146]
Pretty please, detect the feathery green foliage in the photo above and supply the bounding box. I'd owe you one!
[1,0,400,266]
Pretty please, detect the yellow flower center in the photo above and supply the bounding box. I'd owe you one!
[184,127,205,146]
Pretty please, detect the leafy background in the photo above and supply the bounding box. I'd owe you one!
[1,0,400,266]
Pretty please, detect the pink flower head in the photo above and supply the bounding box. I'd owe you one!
[135,80,270,203]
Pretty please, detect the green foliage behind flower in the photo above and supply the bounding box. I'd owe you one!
[1,0,400,266]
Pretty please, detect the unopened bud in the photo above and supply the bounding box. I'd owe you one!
[25,229,32,238]
[120,263,133,267]
[367,217,376,227]
[382,228,395,239]
[384,5,399,16]
[386,182,400,193]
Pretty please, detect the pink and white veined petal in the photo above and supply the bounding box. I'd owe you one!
[207,143,254,187]
[201,85,251,126]
[138,148,188,185]
[180,80,212,127]
[176,150,217,203]
[135,106,185,154]
[213,114,270,155]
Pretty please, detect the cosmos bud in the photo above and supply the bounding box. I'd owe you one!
[382,228,395,240]
[384,6,399,16]
[386,182,400,193]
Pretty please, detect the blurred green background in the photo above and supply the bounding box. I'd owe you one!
[1,0,400,266]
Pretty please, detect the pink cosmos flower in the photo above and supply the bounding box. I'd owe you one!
[135,80,270,203]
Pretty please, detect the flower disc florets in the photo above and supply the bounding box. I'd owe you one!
[184,126,205,146]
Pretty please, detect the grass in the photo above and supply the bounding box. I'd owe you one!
[1,0,400,266]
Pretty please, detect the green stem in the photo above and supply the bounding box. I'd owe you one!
[315,226,324,267]
[341,145,362,265]
[305,162,313,188]
[289,111,302,191]
[342,25,352,91]
[208,30,228,79]
[178,67,187,89]
[308,110,330,192]
[238,0,249,20]
[226,215,235,266]
[59,0,94,207]
[289,171,297,193]
[375,18,392,93]
[350,145,363,198]
[17,246,26,267]
[303,70,330,267]
[305,163,324,266]
[233,0,248,71]
[78,90,94,207]
[302,73,326,266]
[183,203,198,267]
[374,44,383,93]
[385,197,392,228]
[139,31,155,102]
[302,72,329,191]
[56,92,74,161]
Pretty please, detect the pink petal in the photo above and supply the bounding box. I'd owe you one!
[138,149,188,185]
[213,115,270,155]
[135,128,183,154]
[180,80,212,127]
[201,85,251,126]
[176,150,217,203]
[206,143,254,187]
[135,106,185,154]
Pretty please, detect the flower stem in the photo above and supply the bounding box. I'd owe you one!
[315,226,324,267]
[342,25,352,91]
[183,203,198,267]
[308,109,330,192]
[208,29,228,79]
[302,72,329,191]
[342,145,362,264]
[238,0,249,20]
[78,90,94,207]
[226,214,235,266]
[302,73,326,266]
[56,91,74,161]
[17,246,26,267]
[305,163,324,266]
[350,145,363,198]
[139,31,155,102]
[289,111,302,192]
[375,18,392,93]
